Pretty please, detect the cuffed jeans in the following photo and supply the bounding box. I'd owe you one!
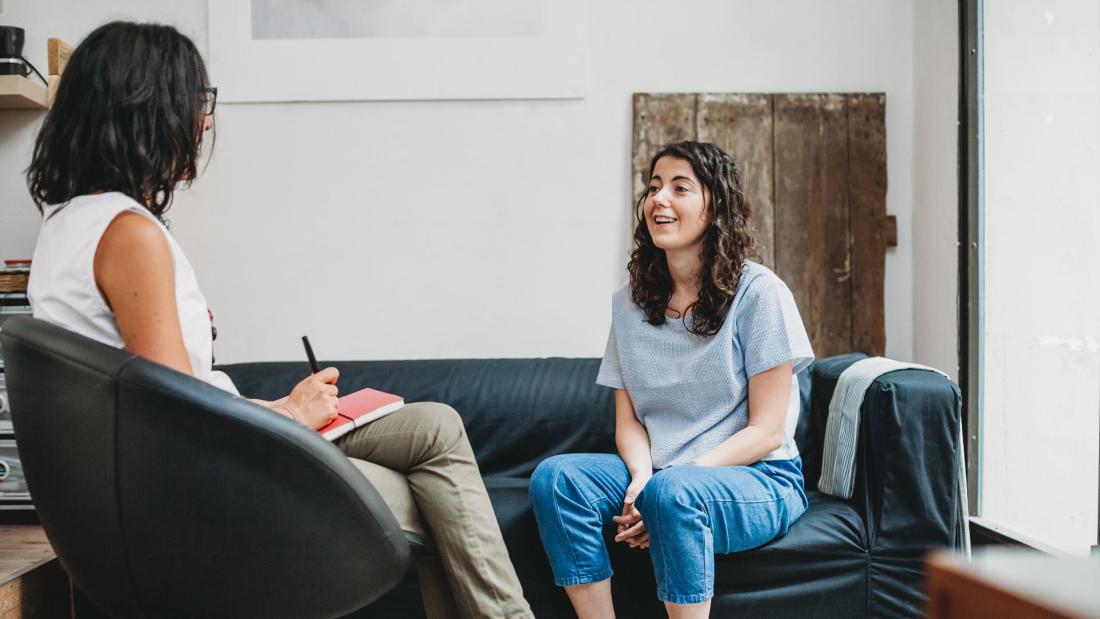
[529,453,808,604]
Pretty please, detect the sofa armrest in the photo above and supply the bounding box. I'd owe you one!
[808,356,964,552]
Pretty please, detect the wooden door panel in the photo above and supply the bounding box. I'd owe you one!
[632,92,888,357]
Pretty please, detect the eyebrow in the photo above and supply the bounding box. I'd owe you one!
[648,175,697,184]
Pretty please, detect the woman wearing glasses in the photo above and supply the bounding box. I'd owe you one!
[25,21,532,619]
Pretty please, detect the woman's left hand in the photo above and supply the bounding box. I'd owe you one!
[613,505,648,548]
[613,475,651,548]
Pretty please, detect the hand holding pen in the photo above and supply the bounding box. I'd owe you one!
[278,336,340,429]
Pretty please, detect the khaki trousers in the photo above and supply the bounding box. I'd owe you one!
[335,402,533,619]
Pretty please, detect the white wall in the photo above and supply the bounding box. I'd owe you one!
[912,0,960,380]
[0,0,915,364]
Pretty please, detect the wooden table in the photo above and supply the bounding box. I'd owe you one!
[928,548,1100,619]
[0,525,69,618]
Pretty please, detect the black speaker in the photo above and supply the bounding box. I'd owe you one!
[0,26,29,77]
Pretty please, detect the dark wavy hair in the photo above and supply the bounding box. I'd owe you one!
[26,21,212,219]
[628,141,757,337]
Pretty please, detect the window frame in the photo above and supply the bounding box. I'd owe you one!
[958,0,1100,553]
[957,0,982,519]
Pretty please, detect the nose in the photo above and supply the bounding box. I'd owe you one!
[203,114,214,132]
[653,185,672,207]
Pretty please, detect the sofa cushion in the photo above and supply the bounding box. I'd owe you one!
[711,491,868,615]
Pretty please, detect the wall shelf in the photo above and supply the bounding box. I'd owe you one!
[0,75,48,111]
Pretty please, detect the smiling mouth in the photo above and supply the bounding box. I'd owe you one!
[654,215,678,225]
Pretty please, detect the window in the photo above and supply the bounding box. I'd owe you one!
[962,0,1100,555]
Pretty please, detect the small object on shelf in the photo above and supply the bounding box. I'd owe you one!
[47,38,71,76]
[0,26,29,77]
[46,38,70,106]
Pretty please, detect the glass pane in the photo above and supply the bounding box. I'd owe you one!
[981,0,1100,554]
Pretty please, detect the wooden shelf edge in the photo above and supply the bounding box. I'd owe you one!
[0,75,49,111]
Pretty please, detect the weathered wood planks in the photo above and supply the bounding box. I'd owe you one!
[632,93,697,204]
[773,93,853,357]
[697,94,776,269]
[632,92,889,357]
[848,94,888,357]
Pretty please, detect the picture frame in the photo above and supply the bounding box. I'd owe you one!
[207,0,591,102]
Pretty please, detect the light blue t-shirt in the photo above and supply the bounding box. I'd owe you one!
[597,261,814,469]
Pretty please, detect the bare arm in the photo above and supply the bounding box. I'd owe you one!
[612,389,654,548]
[94,212,337,428]
[692,362,792,467]
[614,389,652,478]
[94,212,194,374]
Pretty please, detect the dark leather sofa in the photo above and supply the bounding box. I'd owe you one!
[220,352,963,618]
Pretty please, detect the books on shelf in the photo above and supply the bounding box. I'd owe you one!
[0,260,30,294]
[317,387,404,441]
[0,260,32,331]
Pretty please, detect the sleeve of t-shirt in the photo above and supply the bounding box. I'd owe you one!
[596,328,626,389]
[735,273,815,377]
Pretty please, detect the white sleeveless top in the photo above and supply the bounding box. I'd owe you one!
[27,192,239,394]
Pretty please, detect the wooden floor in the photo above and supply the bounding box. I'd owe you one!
[0,525,54,583]
[0,525,69,618]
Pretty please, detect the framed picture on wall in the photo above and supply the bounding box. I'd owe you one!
[207,0,590,102]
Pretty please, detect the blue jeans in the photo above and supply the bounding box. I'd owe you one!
[529,454,808,604]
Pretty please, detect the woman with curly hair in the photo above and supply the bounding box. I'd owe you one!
[530,141,814,618]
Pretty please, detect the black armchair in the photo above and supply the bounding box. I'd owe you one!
[0,316,411,619]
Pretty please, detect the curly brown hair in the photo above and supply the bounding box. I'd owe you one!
[627,141,757,336]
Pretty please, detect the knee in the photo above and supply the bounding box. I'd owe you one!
[636,467,704,521]
[529,455,584,510]
[407,402,466,451]
[529,455,569,502]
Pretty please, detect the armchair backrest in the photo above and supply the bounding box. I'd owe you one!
[0,316,410,619]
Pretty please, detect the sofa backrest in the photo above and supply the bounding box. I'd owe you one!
[222,357,833,479]
[222,358,614,478]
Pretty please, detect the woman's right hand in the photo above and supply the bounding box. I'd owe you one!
[279,367,340,430]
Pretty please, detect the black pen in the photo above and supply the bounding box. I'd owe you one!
[302,335,320,374]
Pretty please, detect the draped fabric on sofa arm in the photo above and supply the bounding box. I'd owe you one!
[221,354,963,619]
[806,355,966,617]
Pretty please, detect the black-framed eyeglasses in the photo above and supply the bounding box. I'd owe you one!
[201,87,218,116]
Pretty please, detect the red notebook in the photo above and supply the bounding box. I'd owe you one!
[317,387,405,441]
